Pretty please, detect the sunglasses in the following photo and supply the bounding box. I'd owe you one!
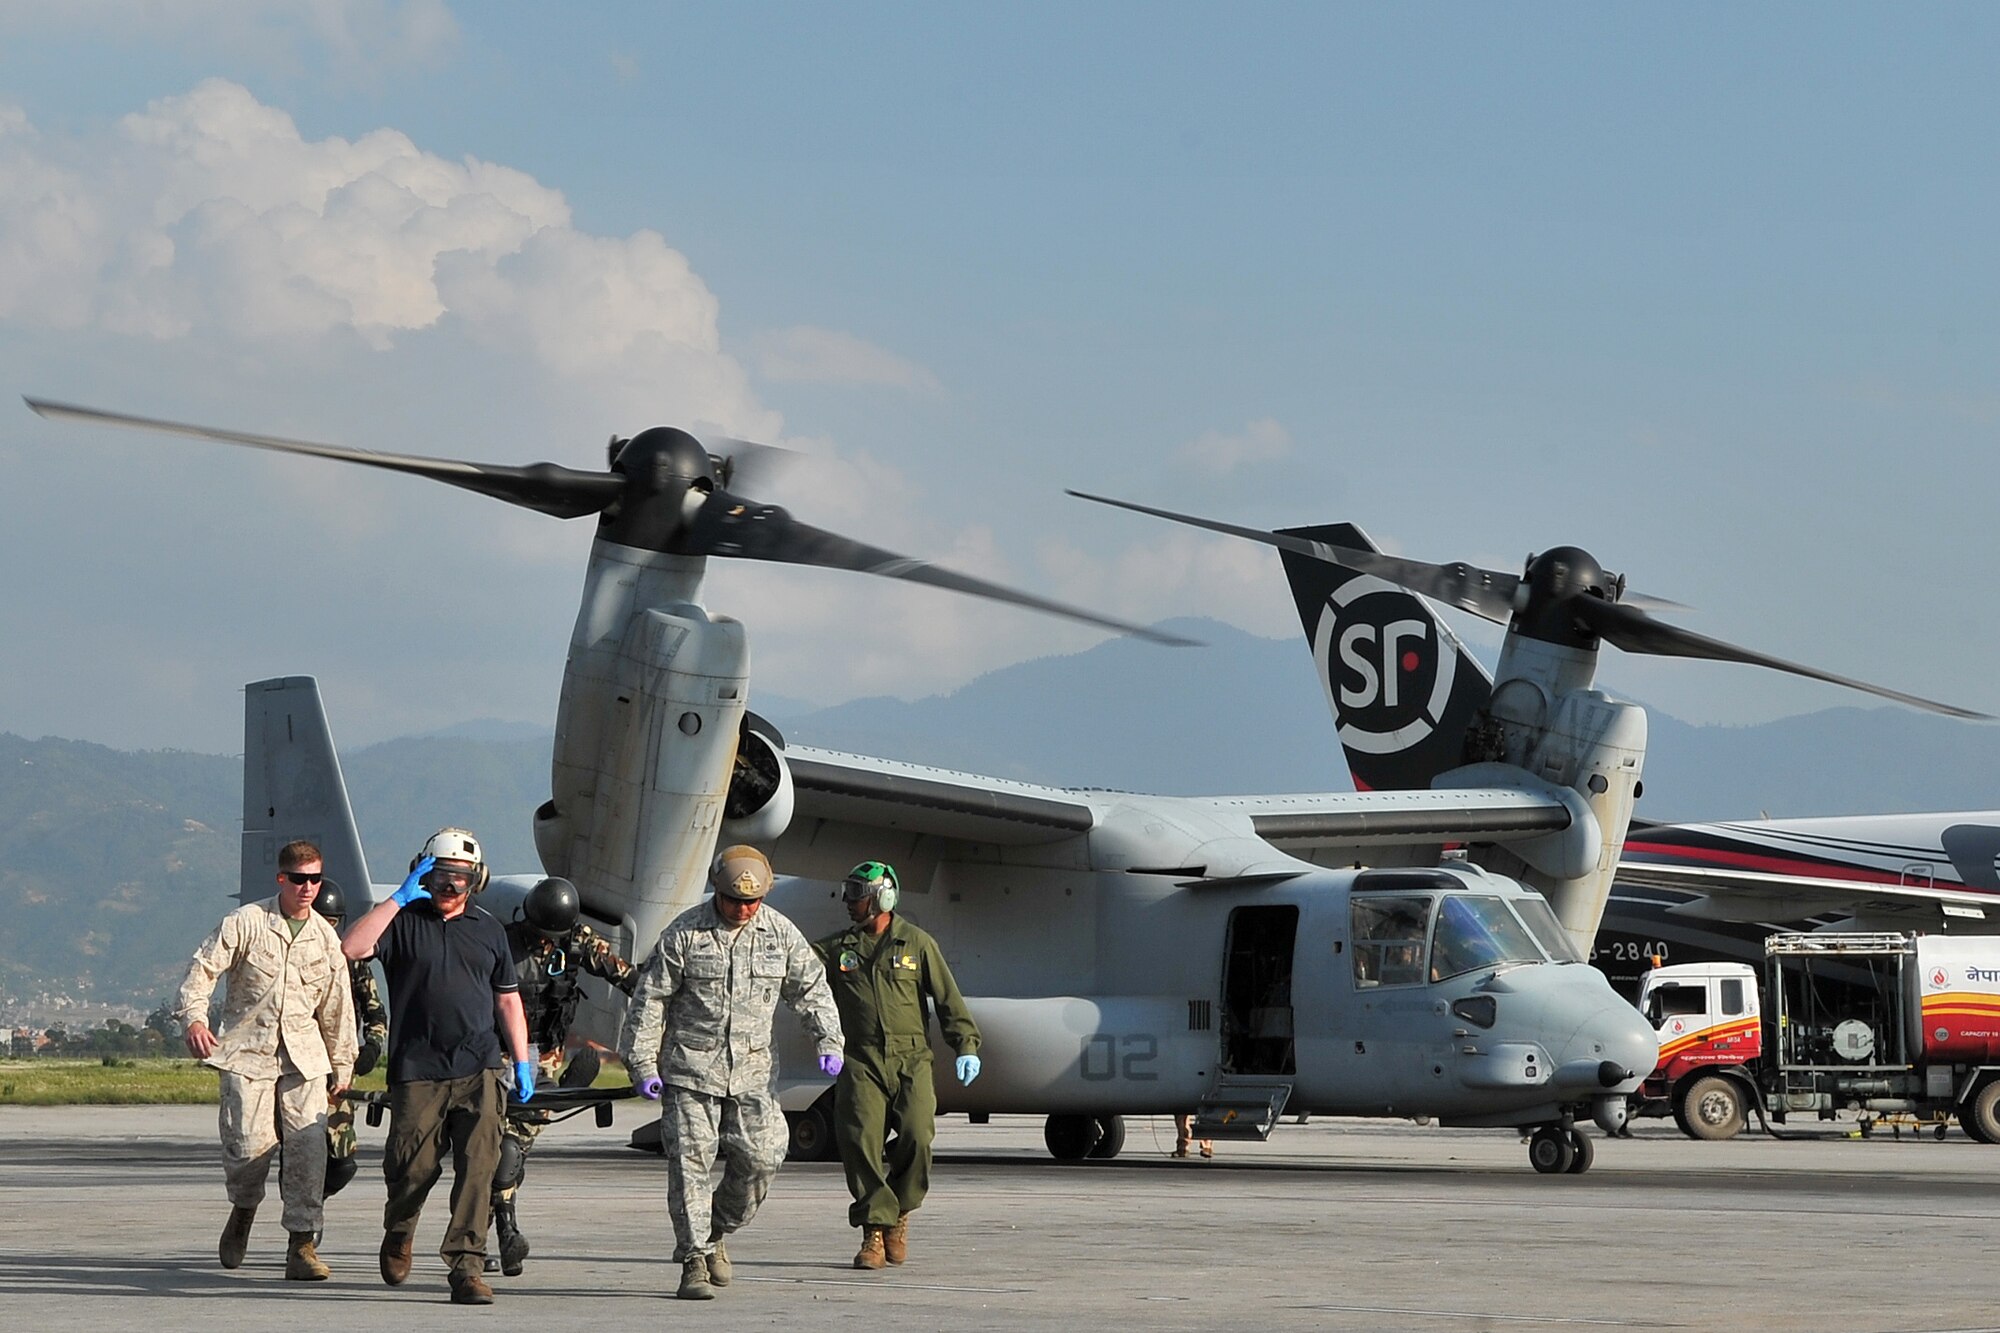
[283,872,324,886]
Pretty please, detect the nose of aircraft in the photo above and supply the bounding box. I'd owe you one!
[1552,974,1658,1094]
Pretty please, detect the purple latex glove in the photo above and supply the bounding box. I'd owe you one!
[818,1053,844,1078]
[637,1075,663,1100]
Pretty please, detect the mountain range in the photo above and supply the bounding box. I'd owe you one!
[7,616,1999,1015]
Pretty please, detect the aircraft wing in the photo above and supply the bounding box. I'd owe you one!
[1612,860,2000,925]
[779,745,1580,885]
[1618,815,2000,927]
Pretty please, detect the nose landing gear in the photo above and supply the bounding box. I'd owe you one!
[1526,1122,1594,1174]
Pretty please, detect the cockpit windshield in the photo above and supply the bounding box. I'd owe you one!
[1508,894,1584,963]
[1351,894,1433,988]
[1428,895,1546,981]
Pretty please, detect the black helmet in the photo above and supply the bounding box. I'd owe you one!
[523,877,581,937]
[312,878,349,925]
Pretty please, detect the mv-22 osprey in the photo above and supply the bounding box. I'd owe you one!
[30,399,1983,1174]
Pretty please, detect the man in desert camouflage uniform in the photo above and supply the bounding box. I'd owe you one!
[488,876,637,1276]
[177,838,357,1282]
[312,880,387,1198]
[619,845,844,1301]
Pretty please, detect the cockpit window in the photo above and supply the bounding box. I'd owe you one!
[1509,894,1584,964]
[1429,895,1545,982]
[1351,894,1433,988]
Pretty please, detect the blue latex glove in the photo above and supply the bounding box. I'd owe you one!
[392,856,434,907]
[513,1058,537,1104]
[637,1075,663,1101]
[818,1053,844,1078]
[956,1054,981,1086]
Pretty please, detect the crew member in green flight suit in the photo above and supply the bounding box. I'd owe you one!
[814,861,982,1271]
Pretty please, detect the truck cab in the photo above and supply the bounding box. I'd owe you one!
[1633,961,1762,1139]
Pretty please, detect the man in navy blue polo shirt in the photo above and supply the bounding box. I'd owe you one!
[343,827,535,1306]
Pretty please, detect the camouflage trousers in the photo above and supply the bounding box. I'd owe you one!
[660,1084,789,1262]
[219,1067,329,1233]
[327,1092,361,1159]
[492,1110,549,1205]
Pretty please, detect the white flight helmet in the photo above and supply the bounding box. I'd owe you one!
[413,826,490,893]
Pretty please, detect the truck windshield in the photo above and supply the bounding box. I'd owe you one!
[1509,894,1584,964]
[1429,895,1546,981]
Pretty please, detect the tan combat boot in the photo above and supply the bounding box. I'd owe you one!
[677,1253,716,1300]
[218,1205,256,1269]
[285,1230,331,1281]
[884,1212,909,1265]
[853,1225,887,1270]
[706,1237,732,1286]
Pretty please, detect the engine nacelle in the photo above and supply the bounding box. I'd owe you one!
[720,717,793,844]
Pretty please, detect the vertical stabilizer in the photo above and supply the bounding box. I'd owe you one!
[241,677,373,908]
[1275,523,1494,791]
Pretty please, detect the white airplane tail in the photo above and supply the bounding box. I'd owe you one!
[241,676,373,908]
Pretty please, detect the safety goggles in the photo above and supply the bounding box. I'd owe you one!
[425,866,477,893]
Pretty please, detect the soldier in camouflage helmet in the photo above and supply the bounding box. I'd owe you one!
[619,845,844,1301]
[312,879,388,1199]
[487,877,637,1276]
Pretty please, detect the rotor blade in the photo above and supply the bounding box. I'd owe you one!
[685,490,1198,646]
[706,435,802,494]
[1570,597,1989,720]
[1067,490,1521,623]
[25,397,626,520]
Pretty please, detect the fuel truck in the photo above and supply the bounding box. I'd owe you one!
[1631,932,2000,1141]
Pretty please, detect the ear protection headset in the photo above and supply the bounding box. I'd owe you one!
[842,860,899,913]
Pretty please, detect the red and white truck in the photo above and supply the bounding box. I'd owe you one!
[1632,932,2000,1141]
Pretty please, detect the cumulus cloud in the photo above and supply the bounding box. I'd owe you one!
[750,325,943,393]
[1175,417,1293,476]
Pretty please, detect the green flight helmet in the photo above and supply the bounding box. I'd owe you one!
[841,860,899,913]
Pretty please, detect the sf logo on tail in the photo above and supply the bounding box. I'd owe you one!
[1313,576,1456,757]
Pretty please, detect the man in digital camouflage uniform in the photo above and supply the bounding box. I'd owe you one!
[488,876,636,1276]
[815,860,981,1270]
[619,845,844,1301]
[177,838,357,1281]
[312,879,387,1201]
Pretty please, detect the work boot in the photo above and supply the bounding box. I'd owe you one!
[706,1237,732,1286]
[884,1212,909,1265]
[378,1230,413,1286]
[677,1253,716,1300]
[218,1205,256,1269]
[853,1225,887,1270]
[449,1272,495,1305]
[494,1199,529,1276]
[285,1230,331,1281]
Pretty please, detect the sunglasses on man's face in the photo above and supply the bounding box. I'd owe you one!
[283,872,323,886]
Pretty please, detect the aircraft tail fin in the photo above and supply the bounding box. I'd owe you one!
[241,676,373,907]
[1275,523,1494,792]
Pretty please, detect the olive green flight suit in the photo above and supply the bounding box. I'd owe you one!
[814,915,980,1229]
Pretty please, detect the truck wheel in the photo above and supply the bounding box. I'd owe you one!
[1680,1075,1747,1141]
[1959,1082,2000,1143]
[1528,1125,1575,1174]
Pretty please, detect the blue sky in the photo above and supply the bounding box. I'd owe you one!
[2,3,1996,751]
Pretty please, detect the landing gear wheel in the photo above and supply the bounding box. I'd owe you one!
[1680,1075,1747,1141]
[1528,1126,1575,1174]
[1044,1114,1102,1161]
[1564,1129,1594,1174]
[1085,1115,1126,1159]
[785,1095,838,1162]
[1959,1081,2000,1143]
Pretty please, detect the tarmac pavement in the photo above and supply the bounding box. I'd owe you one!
[1,1104,1995,1331]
